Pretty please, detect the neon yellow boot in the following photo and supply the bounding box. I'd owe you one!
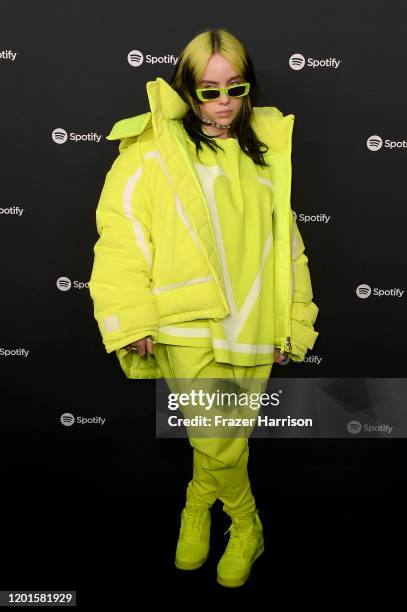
[175,502,211,570]
[216,512,264,587]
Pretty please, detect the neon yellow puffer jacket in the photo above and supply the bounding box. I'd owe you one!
[88,77,319,379]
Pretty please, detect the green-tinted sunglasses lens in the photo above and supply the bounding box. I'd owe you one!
[201,89,221,100]
[228,84,247,97]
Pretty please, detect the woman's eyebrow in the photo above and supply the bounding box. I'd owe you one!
[199,75,241,85]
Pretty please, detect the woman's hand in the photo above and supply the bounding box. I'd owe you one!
[124,336,154,356]
[274,348,288,364]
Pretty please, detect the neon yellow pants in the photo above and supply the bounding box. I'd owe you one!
[154,343,273,519]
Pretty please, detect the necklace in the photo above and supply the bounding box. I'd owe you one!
[200,113,233,130]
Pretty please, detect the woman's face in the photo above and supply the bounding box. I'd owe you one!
[196,53,244,127]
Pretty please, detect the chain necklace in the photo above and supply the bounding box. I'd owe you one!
[199,112,233,130]
[199,108,233,129]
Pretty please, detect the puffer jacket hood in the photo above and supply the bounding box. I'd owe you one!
[88,77,319,378]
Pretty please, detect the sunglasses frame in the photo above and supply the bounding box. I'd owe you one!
[195,82,251,102]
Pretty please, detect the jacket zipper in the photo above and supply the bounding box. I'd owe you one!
[283,203,294,358]
[285,335,293,357]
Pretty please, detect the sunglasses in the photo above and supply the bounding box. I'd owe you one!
[195,82,250,102]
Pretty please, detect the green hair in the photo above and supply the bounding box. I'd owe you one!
[169,28,270,167]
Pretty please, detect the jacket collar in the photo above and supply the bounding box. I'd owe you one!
[107,76,294,155]
[147,77,189,120]
[146,76,294,153]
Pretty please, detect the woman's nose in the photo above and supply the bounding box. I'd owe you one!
[219,92,230,103]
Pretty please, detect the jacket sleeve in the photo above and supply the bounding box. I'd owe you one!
[88,143,159,353]
[288,212,319,362]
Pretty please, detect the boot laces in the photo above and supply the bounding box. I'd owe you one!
[182,504,208,540]
[223,517,254,555]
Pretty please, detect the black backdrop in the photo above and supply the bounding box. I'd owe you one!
[1,0,406,605]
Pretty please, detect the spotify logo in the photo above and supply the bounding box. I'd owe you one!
[347,420,362,434]
[367,135,407,150]
[52,128,68,144]
[367,135,383,151]
[0,50,17,61]
[289,54,305,70]
[127,50,144,66]
[356,284,371,299]
[356,284,405,299]
[56,277,89,291]
[52,129,101,143]
[61,413,106,426]
[61,413,75,426]
[57,277,72,291]
[289,54,341,70]
[127,50,177,67]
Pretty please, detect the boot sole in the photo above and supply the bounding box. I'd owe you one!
[216,544,264,588]
[175,550,210,571]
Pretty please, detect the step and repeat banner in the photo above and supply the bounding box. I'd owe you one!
[1,1,407,438]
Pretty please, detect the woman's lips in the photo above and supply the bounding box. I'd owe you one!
[216,110,232,116]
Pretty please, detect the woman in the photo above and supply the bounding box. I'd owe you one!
[88,28,319,588]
